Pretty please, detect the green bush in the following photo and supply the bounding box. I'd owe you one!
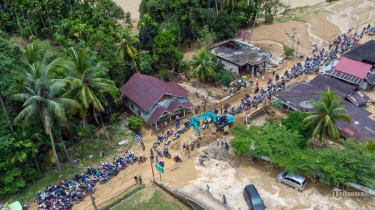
[272,99,283,109]
[215,70,234,87]
[128,116,143,132]
[159,69,171,82]
[283,46,295,58]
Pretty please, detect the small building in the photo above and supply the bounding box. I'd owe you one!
[329,40,375,90]
[276,75,374,141]
[120,73,194,129]
[210,40,270,77]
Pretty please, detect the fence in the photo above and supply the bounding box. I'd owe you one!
[155,182,211,210]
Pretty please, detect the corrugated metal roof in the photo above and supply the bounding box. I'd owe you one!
[120,74,189,112]
[180,101,194,107]
[149,107,170,124]
[310,75,355,96]
[366,69,375,85]
[347,91,370,106]
[330,70,364,85]
[344,40,375,63]
[334,57,372,78]
[166,100,180,113]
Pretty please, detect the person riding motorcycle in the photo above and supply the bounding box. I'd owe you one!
[164,149,169,156]
[174,132,180,139]
[140,155,145,162]
[159,159,165,167]
[168,128,175,136]
[156,147,161,155]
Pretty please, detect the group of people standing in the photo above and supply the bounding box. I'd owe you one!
[217,136,229,152]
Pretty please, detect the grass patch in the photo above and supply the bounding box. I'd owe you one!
[99,185,145,210]
[276,14,305,23]
[110,190,183,210]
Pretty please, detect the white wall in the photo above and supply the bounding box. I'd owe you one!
[220,60,239,75]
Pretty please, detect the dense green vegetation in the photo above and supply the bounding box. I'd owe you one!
[281,111,312,148]
[0,0,132,197]
[230,123,375,188]
[231,88,373,188]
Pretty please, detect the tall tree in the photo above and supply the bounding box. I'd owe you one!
[60,48,118,129]
[10,61,79,176]
[302,88,351,147]
[191,47,216,81]
[116,28,140,62]
[153,30,183,71]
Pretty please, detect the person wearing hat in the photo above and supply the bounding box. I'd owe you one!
[134,175,138,183]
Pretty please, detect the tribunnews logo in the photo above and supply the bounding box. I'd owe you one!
[332,189,369,199]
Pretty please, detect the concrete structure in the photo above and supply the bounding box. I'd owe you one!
[210,40,271,77]
[120,74,193,129]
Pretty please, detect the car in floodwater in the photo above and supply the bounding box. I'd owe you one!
[243,184,266,210]
[277,171,307,191]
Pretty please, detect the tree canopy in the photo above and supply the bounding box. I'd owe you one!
[230,123,375,188]
[303,88,351,145]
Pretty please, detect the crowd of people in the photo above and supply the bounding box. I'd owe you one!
[289,24,370,76]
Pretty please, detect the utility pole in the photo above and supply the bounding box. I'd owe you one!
[248,9,259,43]
[88,188,98,210]
[291,28,297,53]
[296,39,300,58]
[150,158,155,183]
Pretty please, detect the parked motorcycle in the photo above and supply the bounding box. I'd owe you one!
[173,155,183,162]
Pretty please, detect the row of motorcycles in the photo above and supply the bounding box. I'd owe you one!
[152,133,185,162]
[34,151,140,210]
[34,177,95,210]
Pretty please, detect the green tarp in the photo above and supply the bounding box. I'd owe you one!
[4,201,23,210]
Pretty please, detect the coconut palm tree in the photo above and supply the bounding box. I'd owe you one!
[191,47,216,82]
[302,88,351,147]
[23,41,43,64]
[60,48,118,127]
[225,0,238,11]
[116,28,140,62]
[10,61,79,176]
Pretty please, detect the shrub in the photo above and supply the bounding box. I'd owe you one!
[283,46,295,58]
[128,116,143,132]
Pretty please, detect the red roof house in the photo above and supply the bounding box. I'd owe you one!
[330,57,372,85]
[120,74,193,127]
[332,40,375,90]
